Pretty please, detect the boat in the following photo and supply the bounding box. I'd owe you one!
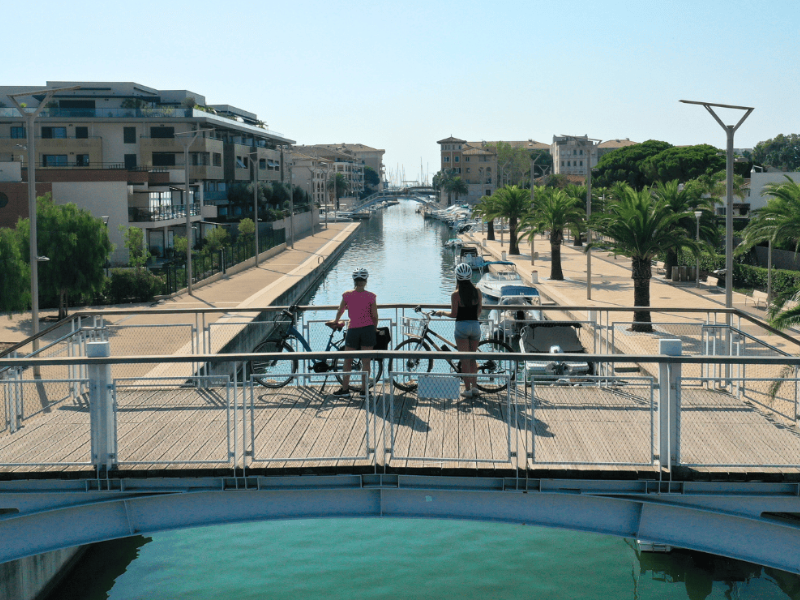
[457,245,490,270]
[487,285,542,341]
[476,261,524,303]
[444,238,463,249]
[518,322,593,380]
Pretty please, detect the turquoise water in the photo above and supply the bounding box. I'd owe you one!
[50,202,800,599]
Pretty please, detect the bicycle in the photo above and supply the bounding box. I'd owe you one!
[250,305,383,390]
[388,306,516,393]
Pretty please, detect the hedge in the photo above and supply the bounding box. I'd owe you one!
[109,269,164,303]
[676,250,800,296]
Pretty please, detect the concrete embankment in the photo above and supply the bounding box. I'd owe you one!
[0,546,85,600]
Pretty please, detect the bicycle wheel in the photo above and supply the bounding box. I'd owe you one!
[251,339,297,388]
[389,338,433,391]
[332,346,384,392]
[474,339,516,393]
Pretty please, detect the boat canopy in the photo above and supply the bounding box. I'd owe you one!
[499,285,539,298]
[520,324,585,354]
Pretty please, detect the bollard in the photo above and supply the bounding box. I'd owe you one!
[87,341,116,472]
[531,270,538,284]
[501,251,507,261]
[658,339,682,470]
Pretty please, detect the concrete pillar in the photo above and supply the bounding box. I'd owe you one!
[87,342,115,472]
[659,339,682,469]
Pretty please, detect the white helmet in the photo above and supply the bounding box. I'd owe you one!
[455,263,472,281]
[352,267,369,281]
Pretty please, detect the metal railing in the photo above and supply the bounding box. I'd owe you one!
[128,203,201,223]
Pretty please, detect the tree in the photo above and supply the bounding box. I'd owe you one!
[173,235,188,262]
[327,173,350,210]
[640,144,725,185]
[364,166,380,189]
[589,185,700,332]
[204,226,230,254]
[17,194,112,319]
[519,188,583,280]
[490,185,531,255]
[487,142,535,187]
[0,227,30,314]
[564,185,587,245]
[752,134,800,172]
[651,180,715,276]
[529,149,554,180]
[118,225,150,269]
[472,195,498,241]
[593,140,673,189]
[446,177,469,204]
[238,218,255,255]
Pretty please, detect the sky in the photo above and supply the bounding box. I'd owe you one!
[5,0,799,184]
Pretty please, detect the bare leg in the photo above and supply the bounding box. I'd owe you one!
[342,347,354,388]
[360,346,373,391]
[456,338,471,391]
[468,338,479,390]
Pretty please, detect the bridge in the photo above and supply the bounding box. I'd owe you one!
[350,188,435,212]
[1,304,800,573]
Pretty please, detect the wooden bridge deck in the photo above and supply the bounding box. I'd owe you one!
[1,382,799,477]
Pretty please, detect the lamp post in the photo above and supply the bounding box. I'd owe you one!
[7,86,79,349]
[694,210,702,287]
[318,161,328,230]
[249,150,260,266]
[175,127,213,294]
[768,236,773,306]
[680,100,754,309]
[281,144,294,248]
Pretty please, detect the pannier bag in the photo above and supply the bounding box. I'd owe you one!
[375,327,392,350]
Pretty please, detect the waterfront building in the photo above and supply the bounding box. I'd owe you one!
[0,81,294,264]
[552,136,637,176]
[289,151,329,208]
[437,136,498,204]
[293,144,367,198]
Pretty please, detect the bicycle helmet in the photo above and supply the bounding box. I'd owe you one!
[455,263,472,281]
[352,267,369,281]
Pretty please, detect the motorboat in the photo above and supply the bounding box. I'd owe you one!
[444,238,463,249]
[476,261,524,304]
[518,322,592,380]
[487,285,542,341]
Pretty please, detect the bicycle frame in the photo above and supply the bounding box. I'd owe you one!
[407,314,461,372]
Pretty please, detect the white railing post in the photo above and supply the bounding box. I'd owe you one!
[87,341,116,472]
[659,339,682,470]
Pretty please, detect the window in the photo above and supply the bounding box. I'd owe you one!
[486,189,491,196]
[454,156,460,162]
[42,154,67,166]
[455,168,461,173]
[443,156,450,162]
[10,126,25,139]
[466,168,471,173]
[150,127,174,139]
[486,167,491,173]
[124,127,136,144]
[573,150,577,155]
[465,156,470,162]
[0,192,7,209]
[124,154,137,169]
[75,127,89,139]
[41,127,67,139]
[76,154,90,167]
[561,161,564,166]
[458,145,462,149]
[236,156,246,169]
[487,178,492,184]
[259,158,266,170]
[213,152,222,167]
[567,161,571,167]
[191,152,210,166]
[152,152,176,166]
[580,161,583,166]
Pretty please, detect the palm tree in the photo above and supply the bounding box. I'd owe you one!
[327,173,350,210]
[564,184,587,246]
[519,188,582,280]
[589,185,700,332]
[446,177,469,204]
[651,180,715,277]
[491,185,531,255]
[472,195,498,241]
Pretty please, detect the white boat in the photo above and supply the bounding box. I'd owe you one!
[488,285,542,341]
[476,261,524,303]
[444,238,463,249]
[518,322,592,379]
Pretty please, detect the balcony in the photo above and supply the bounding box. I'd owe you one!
[128,203,201,223]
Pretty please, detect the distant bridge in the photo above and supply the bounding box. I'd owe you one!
[1,304,800,571]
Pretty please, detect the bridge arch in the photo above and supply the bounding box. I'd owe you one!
[2,475,799,574]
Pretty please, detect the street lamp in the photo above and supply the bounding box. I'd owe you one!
[175,127,213,294]
[318,161,329,230]
[7,85,79,350]
[249,150,260,266]
[694,210,702,287]
[680,100,754,309]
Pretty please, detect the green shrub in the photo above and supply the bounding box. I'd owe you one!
[109,269,164,303]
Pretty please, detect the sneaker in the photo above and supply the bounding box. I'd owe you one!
[461,389,474,398]
[332,387,351,397]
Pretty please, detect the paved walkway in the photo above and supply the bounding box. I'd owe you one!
[1,223,359,356]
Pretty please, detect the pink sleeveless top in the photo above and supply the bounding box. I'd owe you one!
[342,290,376,328]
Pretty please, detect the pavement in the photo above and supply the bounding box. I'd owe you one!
[0,222,359,356]
[464,229,800,354]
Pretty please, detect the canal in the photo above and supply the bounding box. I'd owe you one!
[50,201,800,599]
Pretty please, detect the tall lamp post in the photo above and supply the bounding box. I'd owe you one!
[249,150,260,266]
[175,127,213,294]
[694,210,702,287]
[680,100,754,309]
[7,86,79,349]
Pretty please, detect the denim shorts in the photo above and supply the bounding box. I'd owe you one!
[454,320,481,341]
[345,325,376,349]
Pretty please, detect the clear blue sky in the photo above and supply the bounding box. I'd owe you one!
[6,0,799,183]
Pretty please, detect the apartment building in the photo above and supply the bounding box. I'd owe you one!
[0,81,294,263]
[552,136,638,176]
[437,137,498,203]
[293,144,366,197]
[289,151,329,207]
[309,143,385,189]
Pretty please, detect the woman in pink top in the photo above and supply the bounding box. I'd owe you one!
[326,267,378,396]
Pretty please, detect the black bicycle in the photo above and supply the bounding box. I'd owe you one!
[388,306,516,393]
[250,305,383,390]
